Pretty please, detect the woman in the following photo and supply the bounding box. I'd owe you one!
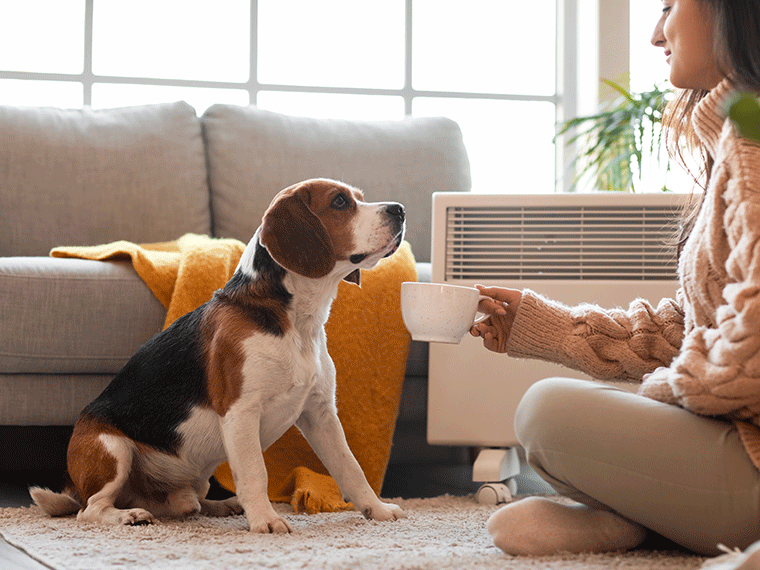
[472,0,760,558]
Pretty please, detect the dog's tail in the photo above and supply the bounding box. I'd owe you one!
[29,485,81,517]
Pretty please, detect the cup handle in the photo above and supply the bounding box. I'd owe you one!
[472,295,491,326]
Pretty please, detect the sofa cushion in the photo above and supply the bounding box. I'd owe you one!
[202,105,471,262]
[0,374,113,426]
[0,256,429,379]
[0,257,165,374]
[0,102,211,257]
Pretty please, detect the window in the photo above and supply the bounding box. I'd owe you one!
[0,0,569,194]
[630,1,695,193]
[629,1,669,93]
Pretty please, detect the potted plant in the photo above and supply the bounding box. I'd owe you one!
[559,81,760,194]
[557,80,672,193]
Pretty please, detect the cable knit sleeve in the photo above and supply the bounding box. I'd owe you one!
[505,289,684,382]
[638,126,760,425]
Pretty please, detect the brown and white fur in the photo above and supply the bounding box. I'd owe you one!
[31,179,407,533]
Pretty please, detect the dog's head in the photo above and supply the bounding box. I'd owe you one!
[259,179,405,285]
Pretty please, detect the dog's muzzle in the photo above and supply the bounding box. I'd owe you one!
[350,203,406,265]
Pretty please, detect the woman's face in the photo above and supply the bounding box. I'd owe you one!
[651,0,725,90]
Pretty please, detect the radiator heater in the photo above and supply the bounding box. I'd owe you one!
[427,192,683,503]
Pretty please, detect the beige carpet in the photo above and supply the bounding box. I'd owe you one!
[0,495,710,570]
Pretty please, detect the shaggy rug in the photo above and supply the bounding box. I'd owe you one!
[0,495,712,570]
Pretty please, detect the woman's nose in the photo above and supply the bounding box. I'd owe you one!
[651,15,665,47]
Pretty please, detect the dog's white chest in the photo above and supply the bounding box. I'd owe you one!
[239,330,329,449]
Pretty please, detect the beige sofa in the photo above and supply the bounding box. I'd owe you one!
[0,101,471,480]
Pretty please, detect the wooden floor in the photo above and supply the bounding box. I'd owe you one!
[0,464,552,569]
[0,470,63,569]
[0,541,50,570]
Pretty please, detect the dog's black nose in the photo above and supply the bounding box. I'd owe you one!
[387,203,405,221]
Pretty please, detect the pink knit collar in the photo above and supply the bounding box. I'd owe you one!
[692,78,734,157]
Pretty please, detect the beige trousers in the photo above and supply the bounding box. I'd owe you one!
[514,378,760,556]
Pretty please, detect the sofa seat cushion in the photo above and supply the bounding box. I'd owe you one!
[202,105,471,262]
[0,257,165,374]
[0,374,112,426]
[0,102,211,257]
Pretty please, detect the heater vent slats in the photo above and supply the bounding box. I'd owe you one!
[445,204,679,281]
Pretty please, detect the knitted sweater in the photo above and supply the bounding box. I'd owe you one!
[506,79,760,471]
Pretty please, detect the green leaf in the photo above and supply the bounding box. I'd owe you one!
[556,79,672,192]
[728,93,760,143]
[601,79,634,103]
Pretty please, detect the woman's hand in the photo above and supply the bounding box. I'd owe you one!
[470,285,522,353]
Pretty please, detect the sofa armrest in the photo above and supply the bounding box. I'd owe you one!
[0,257,164,375]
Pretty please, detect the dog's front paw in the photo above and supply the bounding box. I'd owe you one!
[361,501,406,522]
[247,514,293,534]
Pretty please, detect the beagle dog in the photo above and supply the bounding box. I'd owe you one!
[31,179,407,533]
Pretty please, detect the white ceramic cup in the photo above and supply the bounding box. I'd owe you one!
[400,282,490,344]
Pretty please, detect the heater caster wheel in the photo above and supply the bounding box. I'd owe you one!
[476,479,517,505]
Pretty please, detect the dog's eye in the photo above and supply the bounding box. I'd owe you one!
[331,193,350,210]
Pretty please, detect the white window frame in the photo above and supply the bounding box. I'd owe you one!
[0,0,634,194]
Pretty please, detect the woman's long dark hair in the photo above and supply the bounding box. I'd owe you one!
[663,0,760,254]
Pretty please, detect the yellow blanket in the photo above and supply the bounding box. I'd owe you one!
[51,233,416,514]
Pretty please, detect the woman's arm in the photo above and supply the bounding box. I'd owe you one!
[504,289,685,382]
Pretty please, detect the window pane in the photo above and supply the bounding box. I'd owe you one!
[258,0,404,89]
[93,0,250,82]
[630,1,670,92]
[0,0,84,74]
[413,0,555,96]
[630,2,695,193]
[91,84,249,114]
[256,91,404,120]
[0,79,83,108]
[414,98,556,194]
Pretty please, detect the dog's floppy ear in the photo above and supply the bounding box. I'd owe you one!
[260,190,336,278]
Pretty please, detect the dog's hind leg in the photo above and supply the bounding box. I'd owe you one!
[70,430,154,526]
[192,472,243,517]
[162,487,202,518]
[200,496,244,517]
